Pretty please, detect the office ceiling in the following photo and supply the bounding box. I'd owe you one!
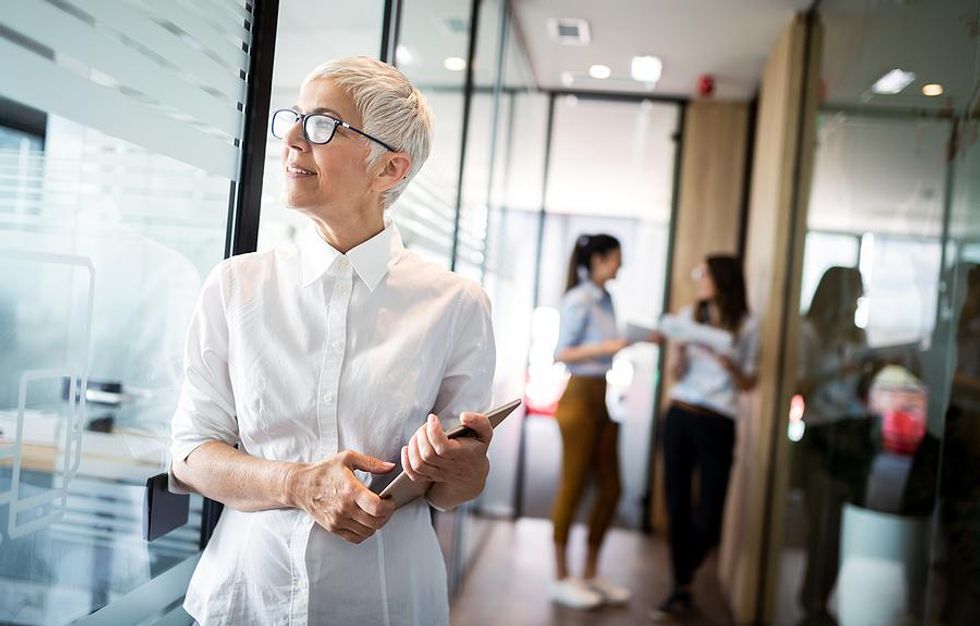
[512,0,810,99]
[272,0,811,99]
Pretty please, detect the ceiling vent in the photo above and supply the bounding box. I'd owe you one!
[547,17,591,45]
[441,16,469,35]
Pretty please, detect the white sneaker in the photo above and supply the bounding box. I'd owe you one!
[585,577,631,605]
[549,578,604,610]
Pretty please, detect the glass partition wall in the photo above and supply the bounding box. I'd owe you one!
[767,1,980,624]
[0,1,686,619]
[0,1,258,623]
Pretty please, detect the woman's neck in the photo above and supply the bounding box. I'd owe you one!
[309,206,385,254]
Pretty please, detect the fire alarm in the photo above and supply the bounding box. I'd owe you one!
[697,74,715,98]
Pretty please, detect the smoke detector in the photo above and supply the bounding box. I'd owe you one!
[547,18,591,45]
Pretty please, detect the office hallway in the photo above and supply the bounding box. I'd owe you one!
[451,518,734,625]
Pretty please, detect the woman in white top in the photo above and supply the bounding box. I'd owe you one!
[169,57,496,626]
[653,255,759,621]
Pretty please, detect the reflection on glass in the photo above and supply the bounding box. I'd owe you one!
[1,0,250,620]
[772,1,980,624]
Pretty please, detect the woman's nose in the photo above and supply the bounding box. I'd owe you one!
[283,118,308,151]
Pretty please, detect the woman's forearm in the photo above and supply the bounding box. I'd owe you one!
[172,441,297,512]
[556,339,625,364]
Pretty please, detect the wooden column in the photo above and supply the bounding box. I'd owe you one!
[716,12,821,623]
[650,100,750,531]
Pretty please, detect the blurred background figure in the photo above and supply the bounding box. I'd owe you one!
[654,255,759,622]
[549,233,633,610]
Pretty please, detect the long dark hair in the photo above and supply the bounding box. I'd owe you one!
[696,255,749,331]
[565,233,621,292]
[805,266,865,342]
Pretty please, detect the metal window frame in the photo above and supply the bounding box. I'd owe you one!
[510,89,689,528]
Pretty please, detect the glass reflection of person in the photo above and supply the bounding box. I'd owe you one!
[795,266,874,625]
[549,233,639,610]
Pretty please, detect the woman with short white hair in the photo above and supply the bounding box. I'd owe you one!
[170,56,496,625]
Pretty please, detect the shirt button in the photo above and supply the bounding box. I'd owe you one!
[337,282,350,295]
[322,392,332,403]
[301,515,312,525]
[332,339,342,350]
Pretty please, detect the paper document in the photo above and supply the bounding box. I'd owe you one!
[658,314,734,354]
[624,322,657,343]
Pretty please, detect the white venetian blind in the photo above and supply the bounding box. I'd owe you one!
[0,0,254,180]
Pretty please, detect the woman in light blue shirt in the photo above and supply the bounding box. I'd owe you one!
[549,234,636,610]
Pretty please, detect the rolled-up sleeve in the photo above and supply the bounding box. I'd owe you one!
[168,263,239,493]
[432,287,496,425]
[554,294,590,359]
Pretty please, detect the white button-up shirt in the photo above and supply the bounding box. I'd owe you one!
[169,219,495,625]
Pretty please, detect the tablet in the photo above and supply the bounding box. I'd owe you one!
[376,399,522,508]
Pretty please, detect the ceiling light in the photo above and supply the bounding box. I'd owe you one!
[560,71,574,87]
[922,83,943,96]
[631,55,662,83]
[589,64,611,79]
[443,56,466,71]
[396,44,413,66]
[871,69,916,94]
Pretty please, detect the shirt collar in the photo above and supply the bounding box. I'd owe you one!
[299,217,404,292]
[581,279,607,301]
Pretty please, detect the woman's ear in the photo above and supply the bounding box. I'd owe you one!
[374,152,412,194]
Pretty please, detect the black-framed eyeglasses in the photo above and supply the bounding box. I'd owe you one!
[270,108,396,152]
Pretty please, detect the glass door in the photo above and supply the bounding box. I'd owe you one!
[0,1,256,622]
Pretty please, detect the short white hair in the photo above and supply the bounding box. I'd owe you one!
[303,57,432,209]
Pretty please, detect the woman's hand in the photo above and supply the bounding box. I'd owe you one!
[285,450,397,544]
[671,342,689,380]
[402,412,492,509]
[709,349,757,391]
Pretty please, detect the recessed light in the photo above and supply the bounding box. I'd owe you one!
[560,71,574,87]
[589,64,611,79]
[922,83,944,96]
[443,56,466,71]
[631,55,662,83]
[871,69,916,94]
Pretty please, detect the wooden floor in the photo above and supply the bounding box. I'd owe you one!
[451,518,734,626]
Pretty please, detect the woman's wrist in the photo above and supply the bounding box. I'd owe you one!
[280,461,308,510]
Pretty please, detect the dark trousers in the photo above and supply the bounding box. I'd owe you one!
[663,403,736,587]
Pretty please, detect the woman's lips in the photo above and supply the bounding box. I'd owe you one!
[286,164,316,178]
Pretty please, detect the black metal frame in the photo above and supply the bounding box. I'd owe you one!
[509,88,689,526]
[640,99,688,533]
[204,0,279,549]
[270,107,397,152]
[449,0,483,271]
[512,91,557,518]
[224,0,280,260]
[379,0,402,64]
